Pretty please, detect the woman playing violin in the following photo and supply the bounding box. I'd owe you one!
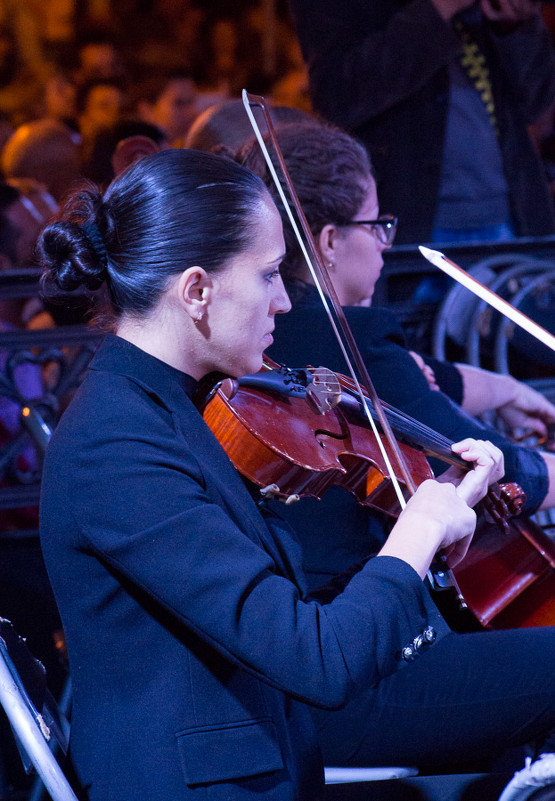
[239,120,555,468]
[37,148,555,799]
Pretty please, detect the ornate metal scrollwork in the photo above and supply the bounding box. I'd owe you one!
[0,324,103,537]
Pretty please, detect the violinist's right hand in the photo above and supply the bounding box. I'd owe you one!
[378,480,477,579]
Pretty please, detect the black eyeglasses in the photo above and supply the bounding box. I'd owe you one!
[339,215,398,246]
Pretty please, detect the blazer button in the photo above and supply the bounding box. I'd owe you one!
[402,645,416,662]
[412,634,424,652]
[423,626,437,644]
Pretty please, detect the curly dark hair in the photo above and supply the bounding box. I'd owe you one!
[238,121,373,299]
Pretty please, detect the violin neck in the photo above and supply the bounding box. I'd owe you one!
[339,388,465,469]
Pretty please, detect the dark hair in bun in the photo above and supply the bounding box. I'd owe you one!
[37,148,270,320]
[38,183,111,295]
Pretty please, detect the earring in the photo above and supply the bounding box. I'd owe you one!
[194,313,203,326]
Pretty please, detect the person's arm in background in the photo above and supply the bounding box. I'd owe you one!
[289,0,473,128]
[455,362,555,440]
[409,353,555,510]
[483,0,555,122]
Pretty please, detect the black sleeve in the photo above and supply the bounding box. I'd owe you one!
[422,356,464,405]
[289,0,460,127]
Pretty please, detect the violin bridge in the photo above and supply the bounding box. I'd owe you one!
[306,367,341,415]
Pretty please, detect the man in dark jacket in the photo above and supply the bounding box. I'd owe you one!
[289,0,555,243]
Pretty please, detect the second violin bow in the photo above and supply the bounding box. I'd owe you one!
[419,245,555,353]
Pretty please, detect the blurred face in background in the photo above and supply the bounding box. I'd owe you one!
[44,74,76,121]
[149,78,197,144]
[79,42,124,80]
[79,84,125,140]
[320,176,392,307]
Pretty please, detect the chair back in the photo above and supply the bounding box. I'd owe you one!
[0,618,78,801]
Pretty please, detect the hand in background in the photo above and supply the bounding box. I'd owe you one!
[481,0,541,24]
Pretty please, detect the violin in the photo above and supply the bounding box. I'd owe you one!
[200,357,555,632]
[200,356,519,518]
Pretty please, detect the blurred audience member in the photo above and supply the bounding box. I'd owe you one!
[0,0,44,76]
[185,98,314,153]
[271,37,311,113]
[203,18,248,96]
[76,32,126,83]
[42,70,77,129]
[1,119,81,202]
[81,118,166,186]
[76,77,126,146]
[41,0,76,64]
[136,71,197,146]
[0,182,42,274]
[123,1,205,79]
[0,11,44,125]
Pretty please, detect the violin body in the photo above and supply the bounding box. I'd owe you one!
[447,515,555,629]
[202,371,432,515]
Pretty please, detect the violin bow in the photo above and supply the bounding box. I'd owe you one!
[242,90,416,508]
[419,246,555,353]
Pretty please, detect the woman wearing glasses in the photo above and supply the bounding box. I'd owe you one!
[239,120,555,770]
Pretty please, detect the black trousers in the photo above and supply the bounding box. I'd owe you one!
[313,628,555,770]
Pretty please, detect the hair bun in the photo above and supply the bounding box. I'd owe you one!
[38,221,108,293]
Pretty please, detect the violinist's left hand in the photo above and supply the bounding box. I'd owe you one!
[437,438,504,566]
[437,438,505,506]
[381,439,503,574]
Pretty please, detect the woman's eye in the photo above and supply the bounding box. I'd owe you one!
[265,269,281,283]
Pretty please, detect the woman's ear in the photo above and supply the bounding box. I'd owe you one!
[175,266,211,324]
[318,223,341,267]
[112,136,161,177]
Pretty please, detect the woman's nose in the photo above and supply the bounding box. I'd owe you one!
[272,278,292,314]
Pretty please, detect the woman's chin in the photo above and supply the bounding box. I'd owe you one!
[230,355,264,379]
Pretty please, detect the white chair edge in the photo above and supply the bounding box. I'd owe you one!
[324,766,419,784]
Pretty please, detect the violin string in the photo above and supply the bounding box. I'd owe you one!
[242,90,409,509]
[336,377,466,468]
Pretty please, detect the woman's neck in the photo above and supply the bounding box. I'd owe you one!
[116,309,195,376]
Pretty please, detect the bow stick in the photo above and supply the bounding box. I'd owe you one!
[242,90,416,508]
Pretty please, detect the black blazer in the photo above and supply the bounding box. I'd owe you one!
[290,0,555,242]
[40,334,444,801]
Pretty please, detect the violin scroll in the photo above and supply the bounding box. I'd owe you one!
[481,482,526,533]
